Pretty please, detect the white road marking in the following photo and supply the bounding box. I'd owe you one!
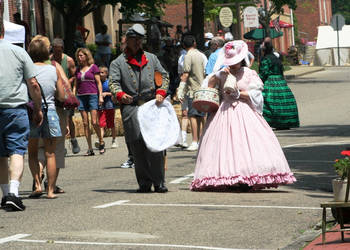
[93,200,130,209]
[0,234,31,244]
[282,140,350,148]
[170,173,194,184]
[121,203,323,210]
[94,200,322,210]
[14,238,247,249]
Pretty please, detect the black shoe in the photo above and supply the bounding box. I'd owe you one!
[71,138,80,154]
[5,193,25,211]
[238,184,253,192]
[136,186,152,193]
[1,197,7,209]
[99,143,106,154]
[154,184,168,193]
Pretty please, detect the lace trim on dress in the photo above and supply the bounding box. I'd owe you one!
[190,172,296,191]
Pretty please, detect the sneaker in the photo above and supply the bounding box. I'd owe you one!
[121,159,134,168]
[71,138,80,154]
[181,142,189,148]
[1,197,7,209]
[5,193,25,211]
[186,142,198,151]
[94,141,100,149]
[111,140,118,149]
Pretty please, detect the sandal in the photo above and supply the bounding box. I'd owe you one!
[85,149,95,156]
[44,181,65,194]
[99,143,106,154]
[28,191,43,199]
[32,173,45,192]
[54,186,65,194]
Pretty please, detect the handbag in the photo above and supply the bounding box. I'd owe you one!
[26,83,48,121]
[223,73,238,93]
[51,60,80,109]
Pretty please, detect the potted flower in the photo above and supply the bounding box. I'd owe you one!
[332,150,350,201]
[331,150,350,223]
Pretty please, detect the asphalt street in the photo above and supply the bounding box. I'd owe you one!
[1,67,350,249]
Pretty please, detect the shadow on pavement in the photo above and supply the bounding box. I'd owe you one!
[92,189,136,193]
[288,78,346,84]
[284,143,350,193]
[276,125,350,138]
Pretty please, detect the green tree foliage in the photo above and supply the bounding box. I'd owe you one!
[258,0,297,38]
[332,0,350,24]
[46,0,167,55]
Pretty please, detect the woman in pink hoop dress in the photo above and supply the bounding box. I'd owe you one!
[190,40,296,191]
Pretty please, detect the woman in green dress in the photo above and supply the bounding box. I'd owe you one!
[259,39,299,129]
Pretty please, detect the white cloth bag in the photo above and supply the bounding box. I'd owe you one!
[137,96,181,152]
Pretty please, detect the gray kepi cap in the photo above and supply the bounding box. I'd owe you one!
[126,24,146,38]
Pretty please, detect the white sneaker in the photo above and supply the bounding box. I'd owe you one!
[121,159,134,168]
[181,142,189,148]
[111,140,118,149]
[186,142,198,151]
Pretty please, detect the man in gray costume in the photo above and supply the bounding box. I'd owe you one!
[109,24,169,193]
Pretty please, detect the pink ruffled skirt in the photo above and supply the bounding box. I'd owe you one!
[190,100,296,191]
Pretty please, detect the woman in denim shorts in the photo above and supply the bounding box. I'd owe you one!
[74,48,105,155]
[27,39,65,199]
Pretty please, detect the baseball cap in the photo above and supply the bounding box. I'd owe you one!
[205,32,214,39]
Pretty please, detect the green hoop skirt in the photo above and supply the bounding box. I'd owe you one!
[262,75,299,129]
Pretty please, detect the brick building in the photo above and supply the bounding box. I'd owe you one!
[162,0,191,37]
[2,1,333,54]
[3,0,44,37]
[162,0,333,54]
[294,0,332,42]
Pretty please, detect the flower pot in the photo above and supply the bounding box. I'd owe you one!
[331,178,350,223]
[332,178,349,201]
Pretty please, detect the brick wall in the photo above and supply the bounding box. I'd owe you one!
[294,0,332,42]
[8,0,17,22]
[163,0,191,37]
[35,0,45,35]
[7,0,46,39]
[22,0,30,26]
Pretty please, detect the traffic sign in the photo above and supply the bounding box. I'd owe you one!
[331,14,345,66]
[219,7,233,28]
[331,14,345,31]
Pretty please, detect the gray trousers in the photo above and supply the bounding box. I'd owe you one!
[129,138,165,188]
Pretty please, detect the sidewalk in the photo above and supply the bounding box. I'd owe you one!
[284,65,325,79]
[304,224,350,249]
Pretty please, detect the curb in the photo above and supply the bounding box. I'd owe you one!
[285,68,325,80]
